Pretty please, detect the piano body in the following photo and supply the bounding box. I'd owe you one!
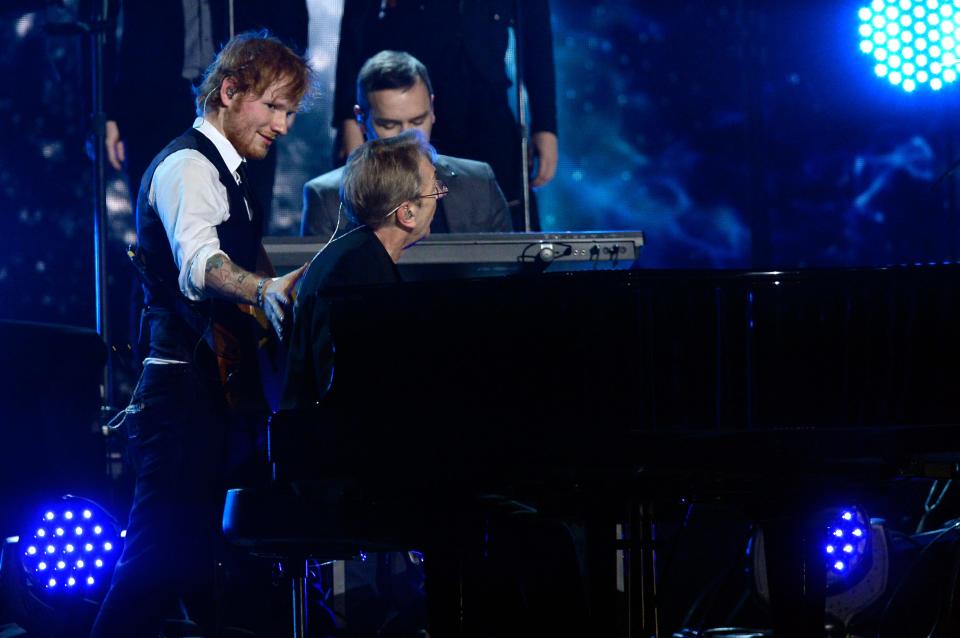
[252,233,960,637]
[292,264,960,477]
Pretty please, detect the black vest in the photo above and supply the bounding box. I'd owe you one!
[135,127,263,373]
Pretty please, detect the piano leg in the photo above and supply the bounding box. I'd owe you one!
[762,513,827,638]
[628,501,661,638]
[423,544,466,636]
[583,500,648,638]
[288,558,309,638]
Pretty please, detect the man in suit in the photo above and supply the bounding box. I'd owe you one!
[332,0,558,231]
[302,50,512,238]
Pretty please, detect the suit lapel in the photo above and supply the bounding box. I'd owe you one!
[435,155,468,232]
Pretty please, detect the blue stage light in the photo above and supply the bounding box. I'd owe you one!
[860,0,960,90]
[826,507,871,585]
[752,506,890,626]
[17,496,123,599]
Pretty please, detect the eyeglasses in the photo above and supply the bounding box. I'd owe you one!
[414,178,448,201]
[384,178,449,219]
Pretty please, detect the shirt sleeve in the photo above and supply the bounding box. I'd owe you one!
[150,149,231,301]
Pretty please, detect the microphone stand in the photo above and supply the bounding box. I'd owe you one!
[47,0,115,410]
[91,0,113,411]
[512,0,532,232]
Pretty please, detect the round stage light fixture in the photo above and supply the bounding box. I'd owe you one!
[859,0,960,91]
[751,506,889,627]
[17,495,122,600]
[0,496,125,638]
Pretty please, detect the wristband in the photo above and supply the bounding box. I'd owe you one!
[255,277,268,308]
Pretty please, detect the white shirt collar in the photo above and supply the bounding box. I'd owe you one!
[193,116,244,178]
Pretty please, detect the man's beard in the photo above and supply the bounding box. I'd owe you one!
[222,111,268,160]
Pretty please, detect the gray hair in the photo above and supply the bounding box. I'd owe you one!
[356,50,434,113]
[340,131,437,229]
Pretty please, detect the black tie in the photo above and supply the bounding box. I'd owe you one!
[236,162,262,227]
[236,162,250,196]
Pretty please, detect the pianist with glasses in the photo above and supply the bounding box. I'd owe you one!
[282,130,442,409]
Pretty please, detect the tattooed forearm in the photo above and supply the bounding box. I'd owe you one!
[205,254,225,273]
[204,253,260,305]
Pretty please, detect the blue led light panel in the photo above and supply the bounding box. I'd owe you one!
[824,507,870,583]
[20,502,122,597]
[859,0,960,92]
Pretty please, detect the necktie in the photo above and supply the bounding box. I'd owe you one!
[236,162,260,225]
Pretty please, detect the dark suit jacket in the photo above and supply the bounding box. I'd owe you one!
[301,154,513,237]
[333,0,556,136]
[282,226,401,409]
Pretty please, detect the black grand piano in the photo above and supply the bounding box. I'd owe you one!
[228,235,960,638]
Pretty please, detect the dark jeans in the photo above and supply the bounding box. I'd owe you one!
[90,363,226,638]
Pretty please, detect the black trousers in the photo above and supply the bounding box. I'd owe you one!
[90,363,227,638]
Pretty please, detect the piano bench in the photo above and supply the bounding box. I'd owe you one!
[222,482,405,638]
[223,482,403,557]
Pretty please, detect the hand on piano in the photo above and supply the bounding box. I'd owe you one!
[262,263,308,339]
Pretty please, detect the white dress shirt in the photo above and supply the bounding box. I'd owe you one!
[148,117,252,302]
